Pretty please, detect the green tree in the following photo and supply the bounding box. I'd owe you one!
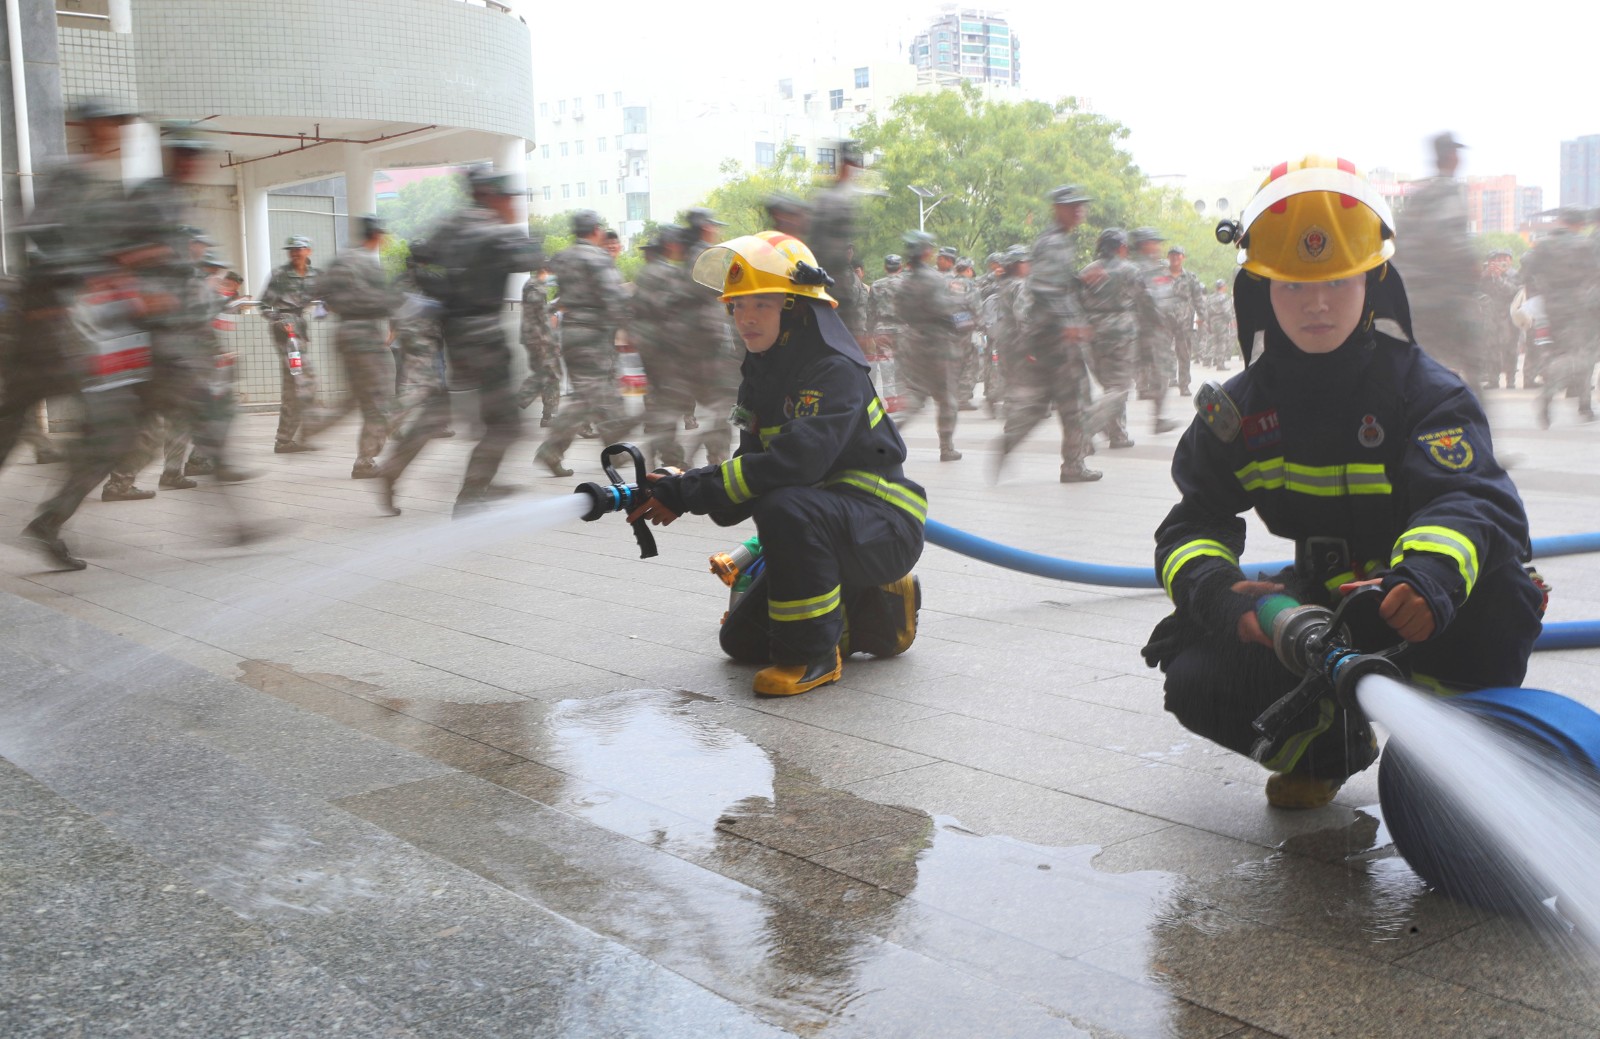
[376,174,468,243]
[1477,230,1529,264]
[699,144,819,239]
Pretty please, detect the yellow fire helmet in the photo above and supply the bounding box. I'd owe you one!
[691,230,838,306]
[1229,156,1396,283]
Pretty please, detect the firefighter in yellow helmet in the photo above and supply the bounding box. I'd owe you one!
[630,232,926,696]
[1141,156,1543,809]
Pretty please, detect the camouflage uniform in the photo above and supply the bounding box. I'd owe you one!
[302,247,404,471]
[999,226,1098,479]
[1478,264,1522,389]
[1133,254,1177,405]
[867,269,905,400]
[893,260,963,448]
[538,238,631,467]
[390,276,448,438]
[629,252,693,467]
[808,181,862,336]
[1396,175,1485,386]
[1520,228,1599,422]
[950,274,983,406]
[676,239,739,465]
[976,266,1006,412]
[1168,266,1206,394]
[383,202,541,506]
[1203,288,1234,369]
[259,259,321,446]
[517,275,561,422]
[1079,252,1143,446]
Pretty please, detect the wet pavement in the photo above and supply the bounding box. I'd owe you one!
[4,376,1600,1037]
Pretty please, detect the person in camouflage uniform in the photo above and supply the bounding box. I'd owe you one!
[379,169,542,516]
[1203,279,1234,370]
[389,252,450,443]
[1479,249,1521,389]
[517,262,560,425]
[1079,227,1144,448]
[994,186,1101,483]
[1396,133,1485,388]
[299,216,404,478]
[952,257,983,409]
[893,232,965,461]
[259,234,321,451]
[1166,245,1206,395]
[629,224,696,468]
[674,209,739,467]
[867,253,906,402]
[981,246,1028,429]
[1127,228,1181,435]
[808,141,865,339]
[976,252,1006,415]
[536,209,631,477]
[1520,207,1599,426]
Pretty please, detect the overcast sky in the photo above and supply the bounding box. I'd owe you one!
[513,0,1597,197]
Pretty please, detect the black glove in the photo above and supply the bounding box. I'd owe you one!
[647,473,687,517]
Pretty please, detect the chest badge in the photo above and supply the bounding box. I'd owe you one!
[1357,414,1385,448]
[1241,408,1282,451]
[1416,426,1475,471]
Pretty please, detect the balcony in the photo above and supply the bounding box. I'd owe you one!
[621,175,650,194]
[620,132,649,153]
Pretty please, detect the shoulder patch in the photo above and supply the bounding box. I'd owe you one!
[793,389,824,418]
[1415,426,1476,471]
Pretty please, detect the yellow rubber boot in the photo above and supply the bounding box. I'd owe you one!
[1265,771,1344,809]
[753,648,842,697]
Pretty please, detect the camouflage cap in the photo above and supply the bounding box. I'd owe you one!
[466,166,529,196]
[985,252,1002,267]
[955,257,974,271]
[1096,227,1128,254]
[1129,227,1165,245]
[651,223,687,249]
[1214,279,1226,289]
[570,209,603,237]
[1432,132,1467,160]
[763,192,811,216]
[1002,245,1029,267]
[937,245,958,259]
[685,206,727,228]
[884,253,903,269]
[1167,244,1187,256]
[283,235,313,250]
[902,230,937,254]
[1049,184,1092,205]
[358,214,387,239]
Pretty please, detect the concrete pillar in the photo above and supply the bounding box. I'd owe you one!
[343,142,374,240]
[121,117,161,186]
[109,0,131,33]
[241,177,270,297]
[498,133,529,301]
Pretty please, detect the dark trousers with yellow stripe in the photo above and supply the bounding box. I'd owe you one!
[720,486,923,666]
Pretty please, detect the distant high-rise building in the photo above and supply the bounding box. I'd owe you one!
[1560,134,1600,209]
[909,9,1020,88]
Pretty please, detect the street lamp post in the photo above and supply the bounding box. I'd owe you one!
[909,184,946,232]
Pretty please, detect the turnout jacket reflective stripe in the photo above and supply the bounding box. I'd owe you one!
[1156,331,1531,641]
[671,319,925,524]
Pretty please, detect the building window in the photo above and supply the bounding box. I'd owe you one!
[558,99,566,115]
[615,135,624,150]
[542,186,552,201]
[572,96,582,113]
[560,142,569,157]
[854,66,869,88]
[755,142,776,168]
[817,147,837,173]
[596,93,606,109]
[626,193,650,221]
[561,184,571,199]
[599,180,608,195]
[794,145,807,161]
[575,140,584,156]
[614,91,623,106]
[577,182,587,197]
[623,107,648,134]
[539,102,549,117]
[829,89,844,111]
[540,144,550,159]
[778,78,793,100]
[597,137,607,153]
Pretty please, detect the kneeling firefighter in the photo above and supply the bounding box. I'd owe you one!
[629,232,925,696]
[1141,156,1544,809]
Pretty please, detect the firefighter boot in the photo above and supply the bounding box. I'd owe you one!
[754,647,842,697]
[1265,771,1344,810]
[847,574,921,658]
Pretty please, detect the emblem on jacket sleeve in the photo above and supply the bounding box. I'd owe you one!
[794,389,824,417]
[1416,426,1475,471]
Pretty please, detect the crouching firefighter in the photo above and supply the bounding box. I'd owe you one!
[629,232,926,696]
[1141,156,1544,809]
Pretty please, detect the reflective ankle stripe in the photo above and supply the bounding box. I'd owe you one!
[823,469,928,523]
[768,585,841,622]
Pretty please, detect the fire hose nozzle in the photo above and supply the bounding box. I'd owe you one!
[572,442,659,558]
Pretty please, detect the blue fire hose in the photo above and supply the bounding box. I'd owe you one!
[924,519,1600,651]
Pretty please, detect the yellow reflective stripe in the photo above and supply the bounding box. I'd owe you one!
[1322,570,1357,594]
[1160,539,1238,598]
[720,456,754,504]
[1260,697,1336,772]
[1390,525,1480,596]
[768,585,841,622]
[758,425,783,448]
[1234,458,1391,497]
[867,397,885,428]
[824,469,929,523]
